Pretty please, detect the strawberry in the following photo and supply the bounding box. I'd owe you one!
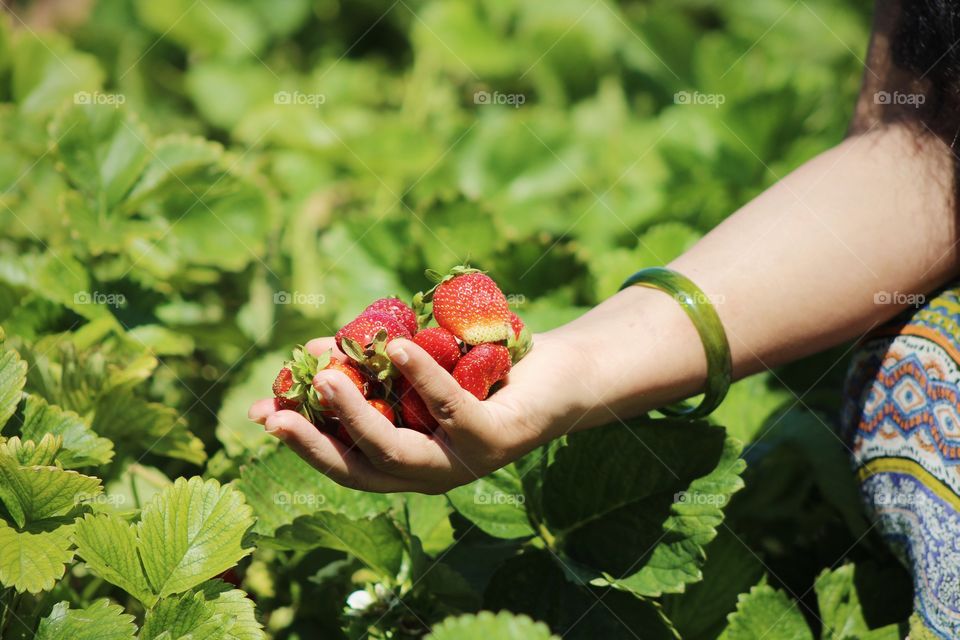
[367,398,396,423]
[335,424,354,447]
[397,378,437,433]
[452,343,511,400]
[272,367,300,411]
[364,297,418,335]
[506,311,532,364]
[324,359,369,399]
[423,267,511,345]
[335,311,412,380]
[412,326,461,371]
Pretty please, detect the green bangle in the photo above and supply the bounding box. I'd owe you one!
[619,267,732,419]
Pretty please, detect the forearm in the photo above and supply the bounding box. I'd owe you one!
[542,123,958,432]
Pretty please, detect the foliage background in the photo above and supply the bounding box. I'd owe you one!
[0,0,916,638]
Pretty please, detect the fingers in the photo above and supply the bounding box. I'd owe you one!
[263,410,421,493]
[248,398,278,424]
[313,369,452,473]
[386,339,484,429]
[306,337,345,359]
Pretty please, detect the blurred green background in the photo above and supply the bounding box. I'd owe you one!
[1,1,914,638]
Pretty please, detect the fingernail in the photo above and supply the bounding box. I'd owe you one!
[314,376,335,401]
[388,342,409,365]
[264,419,280,434]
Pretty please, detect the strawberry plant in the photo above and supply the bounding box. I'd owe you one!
[0,0,913,638]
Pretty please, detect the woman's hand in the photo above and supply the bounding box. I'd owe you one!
[248,332,591,494]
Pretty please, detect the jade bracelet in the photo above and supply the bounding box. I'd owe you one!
[619,267,732,419]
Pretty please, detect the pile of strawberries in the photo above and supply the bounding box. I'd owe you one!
[271,266,532,441]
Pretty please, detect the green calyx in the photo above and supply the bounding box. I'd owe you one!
[342,330,398,382]
[282,346,332,424]
[507,324,532,364]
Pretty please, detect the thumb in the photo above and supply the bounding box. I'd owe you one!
[387,338,482,428]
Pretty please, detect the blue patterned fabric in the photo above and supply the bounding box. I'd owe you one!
[842,288,960,638]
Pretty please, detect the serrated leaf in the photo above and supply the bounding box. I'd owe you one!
[137,477,254,599]
[234,445,392,537]
[93,389,206,465]
[271,511,404,578]
[0,340,27,430]
[1,433,62,466]
[541,418,744,597]
[0,519,75,593]
[484,549,680,640]
[51,102,150,207]
[719,584,813,640]
[194,580,266,640]
[446,465,535,539]
[21,395,114,468]
[140,590,226,640]
[401,492,455,555]
[815,565,901,640]
[427,611,559,640]
[36,599,137,640]
[73,513,155,605]
[0,450,101,527]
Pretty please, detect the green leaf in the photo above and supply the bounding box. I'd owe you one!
[0,519,75,593]
[234,445,392,537]
[21,395,114,468]
[36,599,137,640]
[541,418,744,597]
[719,584,813,640]
[1,433,61,466]
[427,611,559,640]
[484,549,679,640]
[271,511,404,578]
[137,477,254,599]
[446,465,535,539]
[0,444,102,528]
[140,589,226,640]
[661,528,765,640]
[11,32,103,118]
[215,351,286,457]
[51,102,150,207]
[93,389,206,465]
[815,565,901,640]
[0,338,27,430]
[73,513,155,605]
[401,492,455,555]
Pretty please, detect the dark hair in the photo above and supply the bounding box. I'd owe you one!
[892,1,960,118]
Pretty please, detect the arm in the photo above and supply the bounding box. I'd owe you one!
[250,2,960,493]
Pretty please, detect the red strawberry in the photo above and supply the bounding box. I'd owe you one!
[364,297,417,335]
[335,311,412,380]
[367,398,396,423]
[397,378,437,433]
[335,424,354,447]
[412,327,461,371]
[506,311,532,364]
[452,343,511,400]
[324,359,369,399]
[335,311,411,351]
[508,312,524,339]
[273,367,301,411]
[430,268,511,345]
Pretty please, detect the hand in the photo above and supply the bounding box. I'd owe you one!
[248,332,589,494]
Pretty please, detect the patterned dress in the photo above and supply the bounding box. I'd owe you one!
[842,288,960,639]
